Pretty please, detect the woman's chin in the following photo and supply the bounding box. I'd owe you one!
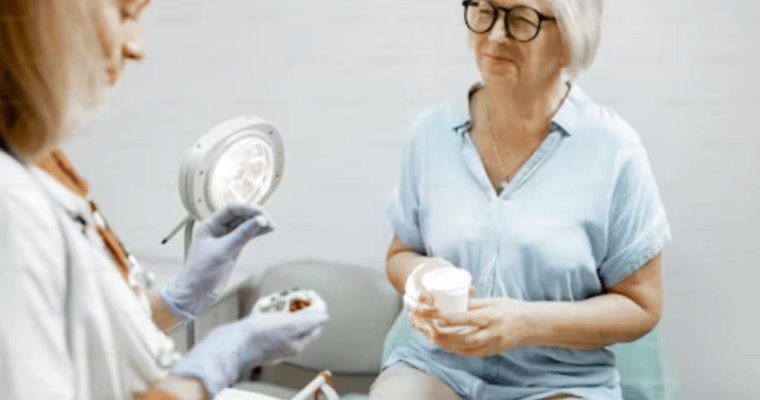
[479,63,517,83]
[481,70,518,88]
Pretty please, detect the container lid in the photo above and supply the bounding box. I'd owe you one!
[422,267,472,293]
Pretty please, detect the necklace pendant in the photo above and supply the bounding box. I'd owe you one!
[500,181,509,189]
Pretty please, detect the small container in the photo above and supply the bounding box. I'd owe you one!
[422,267,472,333]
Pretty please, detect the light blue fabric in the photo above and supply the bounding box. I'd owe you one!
[382,312,679,400]
[384,83,672,400]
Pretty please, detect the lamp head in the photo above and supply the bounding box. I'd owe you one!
[179,117,284,221]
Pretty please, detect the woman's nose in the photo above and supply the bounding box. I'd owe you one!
[488,13,509,43]
[123,22,145,60]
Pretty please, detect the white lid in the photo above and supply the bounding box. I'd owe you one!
[422,267,472,293]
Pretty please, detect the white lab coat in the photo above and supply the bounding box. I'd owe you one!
[0,152,177,400]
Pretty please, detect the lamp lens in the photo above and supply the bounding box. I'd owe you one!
[211,137,275,208]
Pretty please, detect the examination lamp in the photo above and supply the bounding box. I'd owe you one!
[162,116,284,252]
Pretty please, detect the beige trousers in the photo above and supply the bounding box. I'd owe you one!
[368,363,463,400]
[368,363,580,400]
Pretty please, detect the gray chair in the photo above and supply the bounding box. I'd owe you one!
[234,260,402,399]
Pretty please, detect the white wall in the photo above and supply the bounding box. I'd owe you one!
[64,0,760,398]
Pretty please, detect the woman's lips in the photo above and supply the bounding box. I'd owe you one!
[484,53,514,63]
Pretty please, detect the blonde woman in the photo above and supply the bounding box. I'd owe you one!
[0,1,328,399]
[371,0,670,399]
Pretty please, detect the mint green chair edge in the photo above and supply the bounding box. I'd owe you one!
[381,312,681,400]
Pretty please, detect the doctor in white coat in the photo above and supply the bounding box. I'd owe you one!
[0,0,328,399]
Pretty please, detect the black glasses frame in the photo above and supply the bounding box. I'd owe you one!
[462,0,556,43]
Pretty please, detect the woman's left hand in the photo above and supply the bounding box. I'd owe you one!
[417,297,533,357]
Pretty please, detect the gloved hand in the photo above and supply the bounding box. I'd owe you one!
[171,309,329,398]
[161,203,274,323]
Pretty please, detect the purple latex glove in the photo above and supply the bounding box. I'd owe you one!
[171,309,329,397]
[161,203,274,322]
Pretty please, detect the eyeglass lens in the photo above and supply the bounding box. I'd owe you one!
[465,1,543,42]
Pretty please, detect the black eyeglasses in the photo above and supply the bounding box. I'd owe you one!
[462,0,556,43]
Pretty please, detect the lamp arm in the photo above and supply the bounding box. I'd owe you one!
[161,216,193,245]
[184,218,196,262]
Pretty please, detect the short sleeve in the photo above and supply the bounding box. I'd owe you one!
[0,191,75,399]
[385,109,434,254]
[598,146,672,287]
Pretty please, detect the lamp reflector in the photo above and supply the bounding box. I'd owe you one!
[210,136,275,208]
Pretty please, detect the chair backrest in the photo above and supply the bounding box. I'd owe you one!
[258,261,402,375]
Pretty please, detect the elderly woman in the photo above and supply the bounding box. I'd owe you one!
[0,0,327,399]
[371,0,670,399]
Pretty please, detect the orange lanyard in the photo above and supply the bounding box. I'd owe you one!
[34,150,132,282]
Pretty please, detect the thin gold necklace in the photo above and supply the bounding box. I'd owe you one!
[486,83,571,190]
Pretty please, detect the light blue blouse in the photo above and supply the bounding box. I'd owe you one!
[384,84,672,400]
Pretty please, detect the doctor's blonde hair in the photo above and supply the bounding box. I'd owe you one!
[0,0,107,162]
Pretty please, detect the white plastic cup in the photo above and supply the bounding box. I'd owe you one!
[421,267,472,333]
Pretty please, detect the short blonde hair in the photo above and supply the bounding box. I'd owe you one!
[547,0,604,79]
[0,0,106,162]
[466,0,604,80]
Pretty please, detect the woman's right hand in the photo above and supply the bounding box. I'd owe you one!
[404,258,477,340]
[403,257,455,312]
[170,309,329,398]
[404,257,463,339]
